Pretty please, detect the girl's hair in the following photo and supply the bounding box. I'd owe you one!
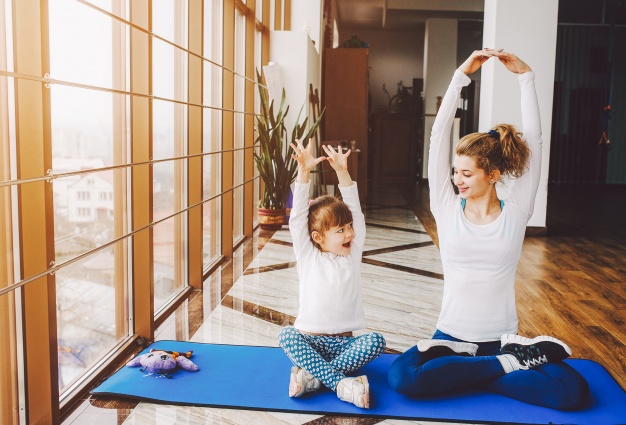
[308,195,353,251]
[456,123,530,179]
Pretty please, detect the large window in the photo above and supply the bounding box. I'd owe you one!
[152,1,189,311]
[0,0,267,420]
[0,1,19,422]
[233,7,246,244]
[203,0,223,269]
[49,0,131,393]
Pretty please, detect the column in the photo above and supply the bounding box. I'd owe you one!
[480,0,558,229]
[422,18,458,179]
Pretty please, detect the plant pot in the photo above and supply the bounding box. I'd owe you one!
[258,207,286,231]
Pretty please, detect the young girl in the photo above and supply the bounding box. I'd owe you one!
[388,49,589,409]
[277,139,386,409]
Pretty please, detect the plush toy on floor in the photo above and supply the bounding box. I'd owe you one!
[126,349,199,377]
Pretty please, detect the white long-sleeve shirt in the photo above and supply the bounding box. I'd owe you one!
[428,70,543,342]
[289,181,367,334]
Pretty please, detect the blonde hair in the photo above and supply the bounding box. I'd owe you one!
[308,195,353,251]
[456,123,530,179]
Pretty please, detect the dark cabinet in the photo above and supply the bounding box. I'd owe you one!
[371,112,421,184]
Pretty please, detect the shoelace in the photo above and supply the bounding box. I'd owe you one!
[511,345,549,367]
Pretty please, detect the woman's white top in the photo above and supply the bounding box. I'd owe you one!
[290,181,367,334]
[428,70,543,342]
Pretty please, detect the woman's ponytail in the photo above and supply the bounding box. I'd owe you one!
[493,124,530,178]
[456,123,530,180]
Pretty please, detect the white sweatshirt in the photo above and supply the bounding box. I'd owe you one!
[428,70,542,342]
[289,181,367,334]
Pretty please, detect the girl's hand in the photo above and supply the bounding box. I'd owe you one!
[458,49,497,75]
[496,51,532,74]
[322,144,351,172]
[290,138,325,173]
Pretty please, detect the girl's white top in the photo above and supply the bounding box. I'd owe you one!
[290,181,367,334]
[428,70,542,342]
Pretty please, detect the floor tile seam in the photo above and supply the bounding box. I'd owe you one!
[242,247,437,275]
[243,262,298,275]
[361,258,444,280]
[221,294,296,327]
[362,241,435,256]
[365,222,429,234]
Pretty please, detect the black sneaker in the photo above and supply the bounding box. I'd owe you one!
[500,334,572,369]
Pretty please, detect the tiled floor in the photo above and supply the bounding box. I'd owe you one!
[61,186,499,425]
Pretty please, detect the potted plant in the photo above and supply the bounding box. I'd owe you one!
[254,70,324,230]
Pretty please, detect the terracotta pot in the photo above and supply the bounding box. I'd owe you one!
[258,207,286,231]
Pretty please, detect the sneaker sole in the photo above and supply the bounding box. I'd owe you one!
[500,334,572,356]
[417,339,479,356]
[289,366,303,397]
[359,375,370,409]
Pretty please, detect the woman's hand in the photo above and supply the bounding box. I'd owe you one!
[458,49,497,75]
[497,51,532,74]
[291,139,325,175]
[322,144,350,172]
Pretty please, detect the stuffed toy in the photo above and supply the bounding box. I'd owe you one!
[126,349,199,377]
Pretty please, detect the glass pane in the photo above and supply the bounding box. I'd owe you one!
[81,0,129,22]
[153,157,187,312]
[53,168,128,262]
[56,239,129,391]
[1,1,20,414]
[0,30,19,418]
[202,0,223,268]
[153,213,186,311]
[153,1,188,102]
[233,10,246,242]
[51,86,130,169]
[202,198,221,266]
[49,0,127,91]
[153,0,188,49]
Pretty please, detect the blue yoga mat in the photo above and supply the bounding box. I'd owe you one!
[92,340,626,424]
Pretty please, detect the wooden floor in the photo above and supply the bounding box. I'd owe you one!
[402,182,626,391]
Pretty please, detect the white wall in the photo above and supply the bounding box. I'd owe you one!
[269,31,321,136]
[290,0,323,52]
[422,19,458,178]
[480,0,558,228]
[338,28,425,113]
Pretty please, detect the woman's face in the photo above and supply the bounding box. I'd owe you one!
[452,155,493,199]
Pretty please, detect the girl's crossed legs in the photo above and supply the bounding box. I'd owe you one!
[388,330,589,410]
[278,326,386,390]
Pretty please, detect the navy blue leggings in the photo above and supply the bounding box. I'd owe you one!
[388,330,589,410]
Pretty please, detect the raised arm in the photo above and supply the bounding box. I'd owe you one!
[323,145,366,253]
[497,52,543,218]
[429,50,494,218]
[289,139,326,260]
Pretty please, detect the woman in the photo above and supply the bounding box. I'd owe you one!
[387,49,589,410]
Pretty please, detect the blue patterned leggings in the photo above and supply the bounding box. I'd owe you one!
[278,326,386,391]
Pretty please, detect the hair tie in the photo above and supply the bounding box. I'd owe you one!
[488,129,500,140]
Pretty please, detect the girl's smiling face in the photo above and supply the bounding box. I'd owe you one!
[453,155,494,199]
[313,222,354,256]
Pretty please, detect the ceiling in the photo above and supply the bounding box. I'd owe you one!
[335,0,485,31]
[334,0,626,31]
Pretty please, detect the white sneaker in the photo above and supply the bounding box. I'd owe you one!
[417,339,479,356]
[336,375,370,409]
[288,366,321,397]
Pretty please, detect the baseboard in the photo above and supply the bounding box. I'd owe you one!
[525,226,547,237]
